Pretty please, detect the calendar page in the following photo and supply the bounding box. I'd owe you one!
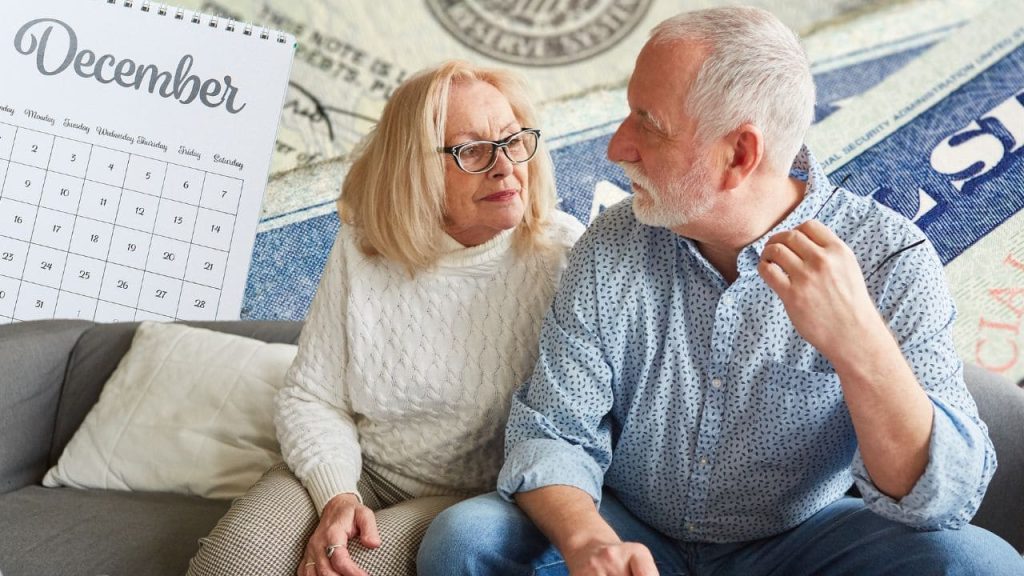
[0,0,293,323]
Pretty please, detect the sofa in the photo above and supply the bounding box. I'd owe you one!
[0,319,1022,575]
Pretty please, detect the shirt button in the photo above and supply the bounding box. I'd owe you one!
[699,455,709,466]
[711,377,723,389]
[686,523,695,533]
[722,295,734,306]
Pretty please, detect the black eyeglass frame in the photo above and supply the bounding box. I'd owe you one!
[439,128,542,174]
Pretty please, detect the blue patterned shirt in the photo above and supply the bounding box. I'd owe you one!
[497,147,997,543]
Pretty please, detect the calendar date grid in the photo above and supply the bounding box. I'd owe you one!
[0,122,244,323]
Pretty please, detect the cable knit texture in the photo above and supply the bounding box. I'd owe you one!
[275,211,584,513]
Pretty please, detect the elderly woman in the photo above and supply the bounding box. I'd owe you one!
[274,60,584,576]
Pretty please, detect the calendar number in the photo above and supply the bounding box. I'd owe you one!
[0,290,5,299]
[116,280,129,290]
[100,198,108,206]
[203,261,214,271]
[79,270,90,280]
[24,179,31,188]
[40,261,53,271]
[145,171,152,180]
[35,300,44,309]
[13,215,22,224]
[108,163,115,171]
[59,187,70,197]
[210,224,221,233]
[155,289,167,299]
[71,153,77,162]
[193,299,206,309]
[31,144,38,153]
[1,252,13,261]
[90,234,100,243]
[135,206,145,216]
[162,251,175,261]
[127,243,137,252]
[173,216,183,224]
[221,190,228,198]
[52,224,62,233]
[183,181,190,189]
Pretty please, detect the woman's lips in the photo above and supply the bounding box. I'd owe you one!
[482,189,518,202]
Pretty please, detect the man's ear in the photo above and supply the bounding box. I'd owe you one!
[720,123,764,190]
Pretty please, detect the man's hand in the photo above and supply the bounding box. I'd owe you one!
[563,540,659,576]
[757,219,884,362]
[298,493,380,576]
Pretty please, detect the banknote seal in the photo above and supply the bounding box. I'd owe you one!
[425,0,652,66]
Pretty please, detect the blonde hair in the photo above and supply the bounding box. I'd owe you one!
[338,60,557,274]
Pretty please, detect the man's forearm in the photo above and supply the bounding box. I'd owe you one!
[833,319,933,499]
[515,485,620,557]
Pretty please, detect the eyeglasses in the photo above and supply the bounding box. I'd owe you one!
[809,173,926,281]
[439,128,541,174]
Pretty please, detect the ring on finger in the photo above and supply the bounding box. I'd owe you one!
[326,543,345,558]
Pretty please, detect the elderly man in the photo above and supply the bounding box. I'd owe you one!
[417,6,1024,575]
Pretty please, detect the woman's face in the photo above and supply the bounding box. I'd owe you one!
[442,80,529,247]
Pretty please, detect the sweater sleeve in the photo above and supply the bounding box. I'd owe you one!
[275,229,363,514]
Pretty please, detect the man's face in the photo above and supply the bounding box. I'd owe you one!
[607,41,717,230]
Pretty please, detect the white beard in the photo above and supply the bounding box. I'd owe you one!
[619,160,714,229]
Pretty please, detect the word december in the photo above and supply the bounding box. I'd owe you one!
[14,18,247,114]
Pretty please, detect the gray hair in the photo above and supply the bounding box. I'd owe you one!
[650,6,815,174]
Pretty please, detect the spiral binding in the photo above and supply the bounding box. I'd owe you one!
[102,0,290,44]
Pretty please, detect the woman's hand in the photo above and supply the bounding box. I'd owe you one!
[298,493,381,576]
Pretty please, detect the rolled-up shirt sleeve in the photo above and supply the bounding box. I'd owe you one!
[853,238,996,529]
[498,232,616,504]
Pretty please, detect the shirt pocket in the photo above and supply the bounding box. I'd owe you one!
[754,360,850,458]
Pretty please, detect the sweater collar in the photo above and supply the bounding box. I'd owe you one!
[438,227,515,268]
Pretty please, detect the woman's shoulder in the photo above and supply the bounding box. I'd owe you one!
[544,209,586,250]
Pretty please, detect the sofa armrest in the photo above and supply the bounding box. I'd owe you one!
[965,363,1024,553]
[0,319,94,493]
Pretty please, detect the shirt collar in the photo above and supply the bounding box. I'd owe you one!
[738,145,835,272]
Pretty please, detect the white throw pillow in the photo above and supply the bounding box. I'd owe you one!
[43,321,298,499]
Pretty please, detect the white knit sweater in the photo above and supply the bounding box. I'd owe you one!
[275,211,584,513]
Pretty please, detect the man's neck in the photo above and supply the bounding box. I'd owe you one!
[677,175,807,283]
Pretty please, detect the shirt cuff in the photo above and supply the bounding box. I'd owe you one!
[305,463,363,514]
[498,438,605,504]
[854,396,991,529]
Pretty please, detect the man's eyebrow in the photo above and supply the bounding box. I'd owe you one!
[638,109,667,134]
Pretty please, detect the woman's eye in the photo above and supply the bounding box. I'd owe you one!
[461,143,487,159]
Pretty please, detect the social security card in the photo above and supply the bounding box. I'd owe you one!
[808,0,1024,383]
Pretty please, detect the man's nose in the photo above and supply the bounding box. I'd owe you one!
[607,120,639,163]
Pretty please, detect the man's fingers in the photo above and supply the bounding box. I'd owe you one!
[627,545,659,576]
[761,242,802,277]
[797,219,838,247]
[758,257,790,295]
[354,507,382,548]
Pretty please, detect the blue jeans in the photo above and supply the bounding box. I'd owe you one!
[417,491,1024,575]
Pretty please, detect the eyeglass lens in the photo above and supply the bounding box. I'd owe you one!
[457,131,538,173]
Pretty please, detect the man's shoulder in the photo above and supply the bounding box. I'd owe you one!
[831,188,927,249]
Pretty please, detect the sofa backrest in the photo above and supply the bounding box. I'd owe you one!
[0,320,93,494]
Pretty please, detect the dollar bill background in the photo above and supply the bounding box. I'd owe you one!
[179,0,1023,385]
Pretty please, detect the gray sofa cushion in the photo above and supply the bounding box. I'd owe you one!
[0,320,92,494]
[966,364,1024,552]
[0,485,230,576]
